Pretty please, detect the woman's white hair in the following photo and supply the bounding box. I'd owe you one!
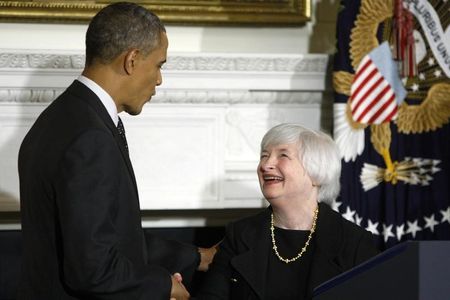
[260,123,341,204]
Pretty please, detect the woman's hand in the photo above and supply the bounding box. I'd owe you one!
[197,241,221,271]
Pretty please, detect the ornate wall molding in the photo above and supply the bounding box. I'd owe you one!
[0,52,328,73]
[166,54,327,73]
[0,89,64,103]
[0,50,330,96]
[152,90,323,104]
[0,88,323,104]
[0,52,84,69]
[0,50,330,215]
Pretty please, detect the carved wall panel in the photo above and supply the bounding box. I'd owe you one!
[0,50,329,215]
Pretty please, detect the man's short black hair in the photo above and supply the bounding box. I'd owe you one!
[85,2,166,66]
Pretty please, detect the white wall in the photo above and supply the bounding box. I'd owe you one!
[0,23,310,53]
[0,0,340,227]
[0,0,339,54]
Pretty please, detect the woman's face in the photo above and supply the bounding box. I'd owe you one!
[257,143,315,207]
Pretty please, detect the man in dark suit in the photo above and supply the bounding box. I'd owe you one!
[18,2,212,299]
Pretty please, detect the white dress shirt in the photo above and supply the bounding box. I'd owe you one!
[77,75,119,126]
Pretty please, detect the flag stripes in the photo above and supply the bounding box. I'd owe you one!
[349,55,398,124]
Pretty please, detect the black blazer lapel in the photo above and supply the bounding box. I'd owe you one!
[65,80,139,198]
[230,210,272,299]
[306,203,344,298]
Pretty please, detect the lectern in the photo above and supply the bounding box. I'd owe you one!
[313,241,450,300]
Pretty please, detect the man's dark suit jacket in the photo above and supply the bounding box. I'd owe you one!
[18,80,199,299]
[197,202,379,299]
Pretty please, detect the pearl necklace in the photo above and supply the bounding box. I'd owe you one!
[270,205,319,264]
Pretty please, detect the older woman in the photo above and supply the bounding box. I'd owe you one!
[197,123,379,300]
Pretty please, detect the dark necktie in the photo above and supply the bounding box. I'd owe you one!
[117,117,129,153]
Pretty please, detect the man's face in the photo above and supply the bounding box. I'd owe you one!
[124,31,168,115]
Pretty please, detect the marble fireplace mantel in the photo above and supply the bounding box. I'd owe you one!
[0,50,331,227]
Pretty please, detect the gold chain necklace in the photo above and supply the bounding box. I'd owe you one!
[270,205,319,264]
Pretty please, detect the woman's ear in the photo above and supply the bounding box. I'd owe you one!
[124,49,139,75]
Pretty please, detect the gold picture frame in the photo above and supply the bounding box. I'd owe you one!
[0,0,311,25]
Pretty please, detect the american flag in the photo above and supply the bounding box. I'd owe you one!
[350,42,406,125]
[332,0,450,250]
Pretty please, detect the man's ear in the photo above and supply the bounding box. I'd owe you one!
[124,49,139,75]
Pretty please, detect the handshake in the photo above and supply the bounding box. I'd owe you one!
[170,246,218,300]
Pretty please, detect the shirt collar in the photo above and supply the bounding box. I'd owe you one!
[76,75,119,126]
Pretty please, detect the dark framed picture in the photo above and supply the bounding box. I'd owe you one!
[0,0,310,25]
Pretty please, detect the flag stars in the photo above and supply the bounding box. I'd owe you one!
[382,224,395,242]
[434,69,442,78]
[396,224,405,241]
[340,205,450,243]
[331,200,342,212]
[424,214,439,232]
[418,73,425,80]
[427,57,435,66]
[366,220,379,235]
[342,206,356,223]
[406,220,421,238]
[440,208,450,224]
[410,83,419,92]
[355,214,363,226]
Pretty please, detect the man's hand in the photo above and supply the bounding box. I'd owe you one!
[197,242,220,272]
[170,273,190,300]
